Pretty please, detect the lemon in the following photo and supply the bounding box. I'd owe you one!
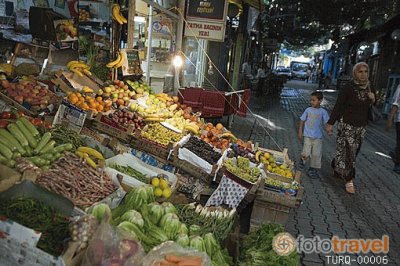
[159,178,169,190]
[154,187,163,197]
[268,156,275,163]
[267,165,272,171]
[264,152,270,159]
[280,164,287,170]
[162,187,171,198]
[151,177,160,187]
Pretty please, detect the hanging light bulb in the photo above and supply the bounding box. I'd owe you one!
[208,60,214,75]
[172,53,183,68]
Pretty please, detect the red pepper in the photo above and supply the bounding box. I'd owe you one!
[31,118,43,126]
[0,120,9,128]
[0,112,11,119]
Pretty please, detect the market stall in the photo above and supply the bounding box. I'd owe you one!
[0,1,303,266]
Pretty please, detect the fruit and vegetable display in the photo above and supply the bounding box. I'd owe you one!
[224,157,261,183]
[264,177,300,195]
[36,153,117,207]
[129,93,180,121]
[108,109,145,129]
[176,203,236,242]
[150,175,172,199]
[0,118,73,169]
[126,80,154,98]
[200,123,233,151]
[55,20,77,40]
[0,197,70,256]
[163,116,200,134]
[67,91,112,112]
[75,146,105,169]
[78,9,90,22]
[230,144,257,163]
[183,136,222,164]
[141,124,183,147]
[110,186,232,265]
[50,124,85,151]
[67,61,92,77]
[239,223,299,266]
[0,79,59,111]
[110,163,149,184]
[256,150,294,178]
[98,80,133,107]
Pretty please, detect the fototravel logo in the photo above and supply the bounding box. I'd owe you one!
[273,233,389,255]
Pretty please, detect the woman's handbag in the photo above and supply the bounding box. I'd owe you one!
[368,104,382,122]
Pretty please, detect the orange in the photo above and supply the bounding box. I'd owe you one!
[70,96,78,104]
[76,92,82,98]
[96,96,102,102]
[97,105,104,112]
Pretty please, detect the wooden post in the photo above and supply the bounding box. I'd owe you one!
[127,0,136,49]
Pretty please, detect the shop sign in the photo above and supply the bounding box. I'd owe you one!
[185,0,228,42]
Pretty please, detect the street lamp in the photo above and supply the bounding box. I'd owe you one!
[391,29,400,41]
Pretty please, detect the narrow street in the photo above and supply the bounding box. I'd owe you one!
[229,80,400,266]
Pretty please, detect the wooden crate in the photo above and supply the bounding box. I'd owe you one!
[89,114,135,143]
[250,199,292,227]
[171,155,214,185]
[51,70,103,94]
[256,185,304,208]
[130,136,173,161]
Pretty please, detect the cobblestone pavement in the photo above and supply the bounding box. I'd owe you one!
[228,80,400,266]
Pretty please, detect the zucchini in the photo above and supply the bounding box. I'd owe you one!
[0,142,13,159]
[7,124,29,147]
[0,129,26,155]
[0,154,7,164]
[16,120,37,148]
[40,153,54,160]
[7,160,15,168]
[53,143,73,153]
[12,152,21,159]
[34,132,52,154]
[25,146,33,157]
[27,157,47,167]
[39,140,56,154]
[0,137,17,152]
[19,117,39,137]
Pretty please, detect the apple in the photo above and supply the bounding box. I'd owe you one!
[112,93,118,99]
[113,80,120,85]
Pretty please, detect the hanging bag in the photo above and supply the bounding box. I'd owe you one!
[367,87,382,122]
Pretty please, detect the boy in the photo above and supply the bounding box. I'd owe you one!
[386,84,400,174]
[298,91,330,178]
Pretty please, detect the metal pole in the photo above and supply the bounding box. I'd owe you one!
[146,5,153,84]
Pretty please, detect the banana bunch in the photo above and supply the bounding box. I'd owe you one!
[156,93,173,102]
[111,4,127,25]
[106,51,125,69]
[82,86,94,93]
[184,123,200,134]
[67,61,92,77]
[220,132,238,142]
[75,146,104,168]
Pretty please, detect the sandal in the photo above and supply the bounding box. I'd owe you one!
[345,181,355,194]
[298,159,306,171]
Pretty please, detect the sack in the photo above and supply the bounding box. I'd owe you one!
[368,105,382,122]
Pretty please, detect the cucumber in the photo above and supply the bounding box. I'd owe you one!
[7,124,29,147]
[25,146,33,157]
[0,142,13,159]
[34,132,52,154]
[0,137,16,152]
[40,153,54,160]
[0,154,7,164]
[39,140,55,154]
[27,157,47,167]
[16,120,38,148]
[19,117,39,137]
[53,143,73,153]
[12,152,21,159]
[0,129,26,155]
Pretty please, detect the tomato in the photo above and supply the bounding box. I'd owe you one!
[0,120,9,128]
[31,118,43,126]
[0,112,11,119]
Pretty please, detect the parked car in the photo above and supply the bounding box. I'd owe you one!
[290,62,310,80]
[274,67,292,79]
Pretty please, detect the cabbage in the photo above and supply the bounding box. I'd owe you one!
[120,210,144,228]
[88,203,112,223]
[189,224,202,236]
[189,235,206,252]
[147,202,165,225]
[179,223,188,235]
[117,221,140,241]
[204,233,219,257]
[176,233,190,247]
[161,202,177,214]
[160,213,181,239]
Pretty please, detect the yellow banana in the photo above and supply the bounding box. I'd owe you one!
[71,68,83,77]
[77,146,104,160]
[255,150,263,162]
[106,52,122,68]
[82,86,94,93]
[184,125,199,134]
[112,4,124,25]
[69,62,89,69]
[144,117,165,122]
[113,52,124,68]
[83,69,92,76]
[67,60,80,68]
[75,151,86,158]
[83,153,97,168]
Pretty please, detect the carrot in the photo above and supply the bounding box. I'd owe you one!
[159,259,178,266]
[177,260,202,266]
[165,255,183,263]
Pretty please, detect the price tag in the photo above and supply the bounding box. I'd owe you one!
[53,100,87,132]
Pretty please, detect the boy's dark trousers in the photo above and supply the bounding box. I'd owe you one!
[396,122,400,165]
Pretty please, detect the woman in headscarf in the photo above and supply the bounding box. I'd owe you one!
[326,62,375,194]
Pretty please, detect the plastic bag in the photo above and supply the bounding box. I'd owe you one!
[81,219,145,266]
[142,241,211,266]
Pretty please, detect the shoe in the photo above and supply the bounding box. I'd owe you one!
[298,159,306,171]
[307,168,320,178]
[394,165,400,174]
[345,181,355,194]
